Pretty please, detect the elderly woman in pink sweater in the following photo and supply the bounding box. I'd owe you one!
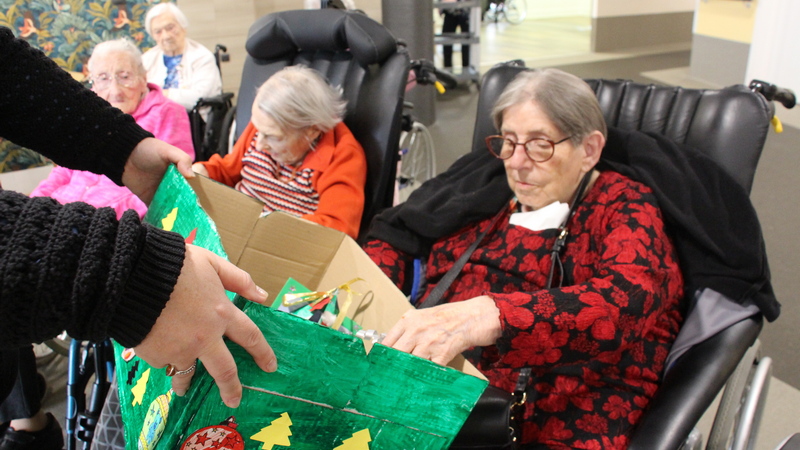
[31,38,193,219]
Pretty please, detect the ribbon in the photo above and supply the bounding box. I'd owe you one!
[282,278,368,331]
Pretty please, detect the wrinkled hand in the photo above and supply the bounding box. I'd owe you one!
[192,163,209,177]
[133,245,277,408]
[122,138,194,204]
[382,296,502,366]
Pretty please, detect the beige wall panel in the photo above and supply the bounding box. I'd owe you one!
[694,0,758,44]
[592,12,693,53]
[593,0,694,18]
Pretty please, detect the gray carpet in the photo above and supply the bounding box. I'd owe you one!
[429,50,800,390]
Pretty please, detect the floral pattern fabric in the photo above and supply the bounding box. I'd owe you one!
[0,0,156,172]
[364,170,685,449]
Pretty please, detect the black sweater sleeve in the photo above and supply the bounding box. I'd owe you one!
[0,27,152,184]
[0,191,185,349]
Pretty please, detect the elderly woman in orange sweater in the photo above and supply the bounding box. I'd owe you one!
[193,66,366,239]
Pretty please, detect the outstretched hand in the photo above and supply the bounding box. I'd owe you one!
[122,137,194,204]
[133,245,277,408]
[382,296,502,366]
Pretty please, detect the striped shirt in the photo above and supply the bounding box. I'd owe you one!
[235,134,319,217]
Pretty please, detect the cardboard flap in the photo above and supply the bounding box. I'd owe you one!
[243,212,345,297]
[188,174,263,264]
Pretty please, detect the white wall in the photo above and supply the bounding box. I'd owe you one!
[527,0,591,19]
[745,0,800,92]
[592,0,694,18]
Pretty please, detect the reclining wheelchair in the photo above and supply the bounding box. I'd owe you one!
[469,61,785,450]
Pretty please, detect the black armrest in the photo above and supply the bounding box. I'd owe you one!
[627,315,763,450]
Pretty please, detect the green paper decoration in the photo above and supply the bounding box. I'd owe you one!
[111,166,487,449]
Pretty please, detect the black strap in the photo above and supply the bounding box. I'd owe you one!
[545,171,594,289]
[418,206,507,309]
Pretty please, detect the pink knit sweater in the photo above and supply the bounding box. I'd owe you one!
[30,84,193,219]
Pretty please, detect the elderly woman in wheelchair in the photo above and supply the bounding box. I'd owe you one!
[142,2,222,118]
[193,66,367,239]
[364,68,685,448]
[31,38,194,219]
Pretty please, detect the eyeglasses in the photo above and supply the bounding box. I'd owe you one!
[485,135,572,162]
[89,72,138,90]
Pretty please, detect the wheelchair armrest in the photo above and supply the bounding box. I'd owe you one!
[627,315,763,450]
[193,92,235,111]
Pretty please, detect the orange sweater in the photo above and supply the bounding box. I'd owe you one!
[200,121,367,239]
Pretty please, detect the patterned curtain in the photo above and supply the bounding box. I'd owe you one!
[0,0,161,172]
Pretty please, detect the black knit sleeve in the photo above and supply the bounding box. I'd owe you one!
[0,189,184,349]
[0,27,152,184]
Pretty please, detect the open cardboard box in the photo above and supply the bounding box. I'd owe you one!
[185,172,484,379]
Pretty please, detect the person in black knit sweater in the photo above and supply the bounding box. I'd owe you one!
[0,27,278,448]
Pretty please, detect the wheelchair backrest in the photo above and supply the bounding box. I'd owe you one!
[235,9,410,239]
[471,62,773,192]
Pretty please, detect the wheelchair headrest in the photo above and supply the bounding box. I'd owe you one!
[246,9,398,66]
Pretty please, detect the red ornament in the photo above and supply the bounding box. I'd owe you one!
[181,416,245,450]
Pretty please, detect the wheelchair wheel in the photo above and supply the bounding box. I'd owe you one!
[504,0,527,24]
[396,121,436,204]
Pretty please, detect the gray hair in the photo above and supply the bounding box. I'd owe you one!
[491,68,607,143]
[255,66,347,133]
[88,38,146,76]
[144,2,189,36]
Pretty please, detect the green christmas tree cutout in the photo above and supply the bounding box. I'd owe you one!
[333,429,372,450]
[250,412,293,449]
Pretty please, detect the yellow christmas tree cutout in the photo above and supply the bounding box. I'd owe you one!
[250,412,293,449]
[131,368,150,406]
[333,429,372,450]
[161,207,178,231]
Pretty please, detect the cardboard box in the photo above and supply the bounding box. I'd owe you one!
[182,170,482,378]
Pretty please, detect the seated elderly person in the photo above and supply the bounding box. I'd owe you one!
[364,68,685,448]
[193,66,367,239]
[142,2,222,118]
[31,38,193,219]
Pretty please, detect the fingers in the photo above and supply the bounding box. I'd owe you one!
[163,144,194,178]
[191,163,209,177]
[169,363,198,397]
[207,251,270,304]
[197,340,243,408]
[175,158,195,179]
[224,307,278,374]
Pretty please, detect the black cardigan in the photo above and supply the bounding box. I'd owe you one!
[367,127,780,322]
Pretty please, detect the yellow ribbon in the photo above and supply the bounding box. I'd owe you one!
[282,278,367,331]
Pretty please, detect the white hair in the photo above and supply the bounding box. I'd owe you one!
[88,38,145,76]
[255,66,347,133]
[144,2,189,36]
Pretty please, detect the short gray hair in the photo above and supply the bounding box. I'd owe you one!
[88,38,145,76]
[491,68,607,143]
[144,2,189,36]
[255,66,347,133]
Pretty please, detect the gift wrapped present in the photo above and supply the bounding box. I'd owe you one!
[111,166,488,449]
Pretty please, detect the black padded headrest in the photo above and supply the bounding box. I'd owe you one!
[245,9,397,66]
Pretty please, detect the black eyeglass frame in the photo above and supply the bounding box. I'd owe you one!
[485,135,572,163]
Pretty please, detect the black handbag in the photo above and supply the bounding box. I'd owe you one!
[418,173,593,449]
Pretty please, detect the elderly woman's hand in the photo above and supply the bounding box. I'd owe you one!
[382,296,502,366]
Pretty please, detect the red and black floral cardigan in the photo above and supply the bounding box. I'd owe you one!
[364,170,685,449]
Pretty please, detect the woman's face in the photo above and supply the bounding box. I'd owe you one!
[150,12,186,56]
[500,100,589,212]
[90,51,147,115]
[250,106,314,166]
